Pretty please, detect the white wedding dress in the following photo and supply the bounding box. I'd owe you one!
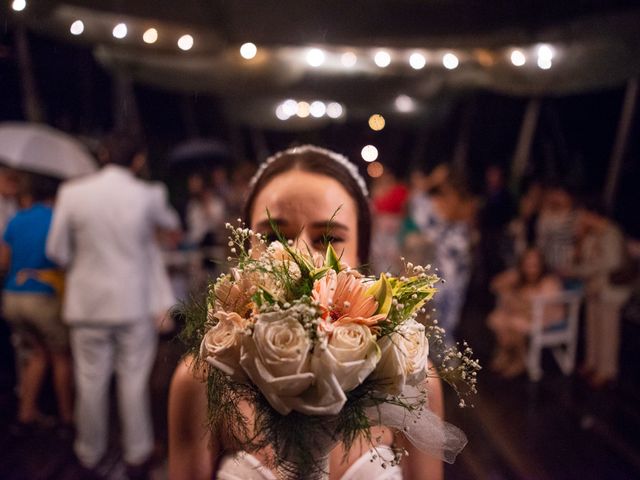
[217,445,403,480]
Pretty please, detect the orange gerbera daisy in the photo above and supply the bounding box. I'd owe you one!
[312,270,387,332]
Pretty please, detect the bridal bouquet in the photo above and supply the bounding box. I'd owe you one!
[184,221,478,478]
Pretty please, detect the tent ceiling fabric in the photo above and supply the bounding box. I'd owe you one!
[16,1,640,127]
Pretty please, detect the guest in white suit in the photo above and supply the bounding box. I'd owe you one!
[46,133,180,475]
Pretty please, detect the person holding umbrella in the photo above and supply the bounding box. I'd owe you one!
[1,173,73,432]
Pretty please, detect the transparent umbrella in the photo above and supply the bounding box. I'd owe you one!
[0,122,97,179]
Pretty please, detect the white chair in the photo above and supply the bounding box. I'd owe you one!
[526,290,583,381]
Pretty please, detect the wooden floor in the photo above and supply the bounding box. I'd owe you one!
[1,286,639,480]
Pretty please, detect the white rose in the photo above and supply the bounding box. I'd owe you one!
[200,311,247,381]
[400,319,430,383]
[323,323,380,392]
[240,308,314,415]
[372,319,429,395]
[286,324,379,416]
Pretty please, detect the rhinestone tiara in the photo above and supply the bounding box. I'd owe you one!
[248,144,369,198]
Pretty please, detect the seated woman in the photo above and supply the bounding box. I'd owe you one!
[168,146,446,480]
[487,248,563,378]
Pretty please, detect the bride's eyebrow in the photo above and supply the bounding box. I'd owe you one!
[309,221,349,231]
[255,218,289,230]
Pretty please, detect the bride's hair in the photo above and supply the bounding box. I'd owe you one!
[243,145,371,265]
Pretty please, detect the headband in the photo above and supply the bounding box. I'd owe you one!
[248,145,369,198]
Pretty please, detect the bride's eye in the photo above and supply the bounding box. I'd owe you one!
[313,235,344,249]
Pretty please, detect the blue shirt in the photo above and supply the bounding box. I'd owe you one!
[3,203,57,294]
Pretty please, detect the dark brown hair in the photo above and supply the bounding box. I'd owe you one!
[243,147,371,266]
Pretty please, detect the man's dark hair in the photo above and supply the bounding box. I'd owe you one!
[101,131,146,167]
[27,173,60,202]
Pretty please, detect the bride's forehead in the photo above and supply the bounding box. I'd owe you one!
[252,171,355,216]
[253,172,356,224]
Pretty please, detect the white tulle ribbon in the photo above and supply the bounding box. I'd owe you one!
[365,385,468,464]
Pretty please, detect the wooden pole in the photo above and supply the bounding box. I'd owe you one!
[604,77,638,213]
[15,25,44,123]
[112,71,141,135]
[510,98,541,195]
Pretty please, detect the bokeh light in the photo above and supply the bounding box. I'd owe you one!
[367,161,384,178]
[394,94,415,113]
[409,52,426,70]
[296,101,311,118]
[443,52,459,69]
[307,48,325,67]
[178,35,194,51]
[143,28,158,44]
[70,20,84,36]
[112,23,127,39]
[368,114,386,131]
[11,0,26,12]
[240,42,257,59]
[361,145,379,162]
[510,50,526,67]
[326,102,344,119]
[341,51,357,68]
[374,50,391,68]
[310,101,326,118]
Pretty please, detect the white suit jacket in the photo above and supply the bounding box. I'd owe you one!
[47,165,179,324]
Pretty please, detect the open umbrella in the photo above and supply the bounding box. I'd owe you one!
[0,122,97,179]
[168,138,231,171]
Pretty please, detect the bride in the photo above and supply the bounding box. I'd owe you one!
[168,145,445,479]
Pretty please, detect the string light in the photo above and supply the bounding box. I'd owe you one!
[112,23,127,39]
[70,20,84,36]
[11,0,26,12]
[296,101,311,118]
[409,52,426,70]
[240,42,257,59]
[537,44,554,70]
[282,99,298,117]
[442,52,459,69]
[310,101,326,118]
[374,50,391,68]
[178,34,194,51]
[326,102,344,119]
[510,50,526,67]
[307,48,325,67]
[361,145,379,162]
[341,51,357,68]
[143,28,158,44]
[537,57,552,70]
[275,105,290,121]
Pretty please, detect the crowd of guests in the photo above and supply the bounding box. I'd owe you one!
[370,164,639,387]
[0,138,639,478]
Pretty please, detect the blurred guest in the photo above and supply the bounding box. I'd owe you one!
[506,181,543,265]
[488,248,563,378]
[371,170,409,273]
[568,200,633,388]
[225,161,256,222]
[409,164,475,341]
[536,183,577,274]
[47,132,180,477]
[478,164,515,278]
[1,174,72,429]
[0,167,19,236]
[185,173,226,247]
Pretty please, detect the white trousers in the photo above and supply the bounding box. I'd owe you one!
[70,320,157,467]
